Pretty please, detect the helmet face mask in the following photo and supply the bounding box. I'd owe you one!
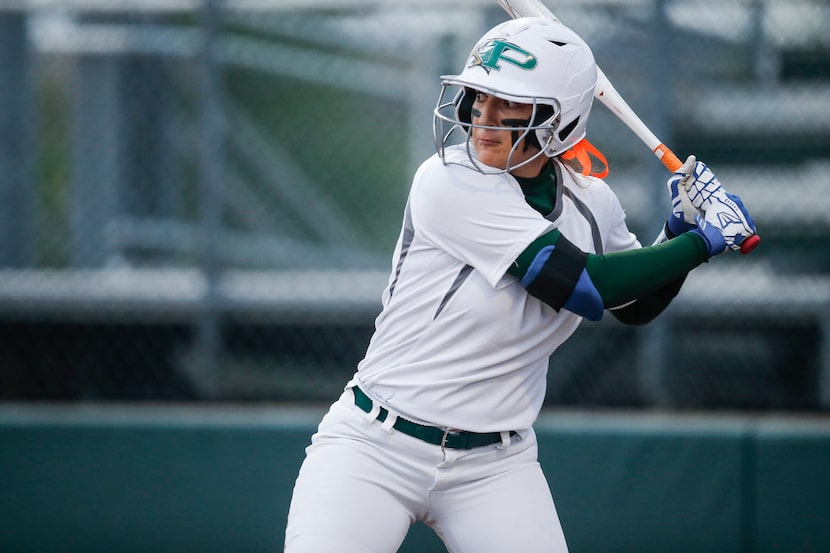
[434,85,560,175]
[433,17,597,175]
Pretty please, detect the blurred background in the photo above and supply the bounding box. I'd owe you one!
[0,0,829,412]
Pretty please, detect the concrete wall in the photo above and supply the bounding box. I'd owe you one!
[1,405,828,553]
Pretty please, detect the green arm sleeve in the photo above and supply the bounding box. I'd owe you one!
[609,276,687,325]
[508,230,709,309]
[586,233,708,307]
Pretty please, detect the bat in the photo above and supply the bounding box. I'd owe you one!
[497,0,760,254]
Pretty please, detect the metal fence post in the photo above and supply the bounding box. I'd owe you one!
[407,31,459,181]
[820,307,830,409]
[0,12,33,268]
[638,0,675,407]
[71,54,122,267]
[191,0,227,397]
[749,0,777,85]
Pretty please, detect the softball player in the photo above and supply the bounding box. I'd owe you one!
[285,17,755,553]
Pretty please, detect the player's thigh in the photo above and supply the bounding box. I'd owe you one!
[285,450,412,553]
[430,448,568,553]
[285,398,422,553]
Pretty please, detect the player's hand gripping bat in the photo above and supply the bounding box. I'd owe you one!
[497,0,760,254]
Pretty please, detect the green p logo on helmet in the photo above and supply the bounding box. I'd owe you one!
[469,39,538,74]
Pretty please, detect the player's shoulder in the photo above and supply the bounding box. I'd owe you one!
[416,146,515,191]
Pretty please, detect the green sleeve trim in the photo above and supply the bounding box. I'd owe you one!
[507,229,561,278]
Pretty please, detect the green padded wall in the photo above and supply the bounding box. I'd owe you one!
[753,419,830,553]
[1,406,828,553]
[535,413,749,553]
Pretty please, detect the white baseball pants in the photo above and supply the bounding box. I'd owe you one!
[284,388,569,553]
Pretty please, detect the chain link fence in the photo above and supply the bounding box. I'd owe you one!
[0,0,828,410]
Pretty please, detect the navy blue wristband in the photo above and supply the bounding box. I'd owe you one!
[666,215,696,237]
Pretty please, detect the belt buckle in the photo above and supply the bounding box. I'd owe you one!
[440,428,461,450]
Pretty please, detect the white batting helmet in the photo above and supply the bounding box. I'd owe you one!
[434,17,597,168]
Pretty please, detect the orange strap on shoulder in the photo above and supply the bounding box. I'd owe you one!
[560,138,609,179]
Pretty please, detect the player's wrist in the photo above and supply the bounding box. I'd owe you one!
[666,215,695,237]
[691,216,727,258]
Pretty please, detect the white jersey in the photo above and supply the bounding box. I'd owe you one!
[354,145,640,432]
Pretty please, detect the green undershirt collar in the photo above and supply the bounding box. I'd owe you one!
[514,162,556,216]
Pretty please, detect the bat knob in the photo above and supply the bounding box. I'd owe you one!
[740,234,760,255]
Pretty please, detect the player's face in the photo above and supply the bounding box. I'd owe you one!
[470,92,546,178]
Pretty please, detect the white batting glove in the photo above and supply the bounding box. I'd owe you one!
[683,159,725,212]
[691,192,757,256]
[665,155,701,236]
[679,158,757,255]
